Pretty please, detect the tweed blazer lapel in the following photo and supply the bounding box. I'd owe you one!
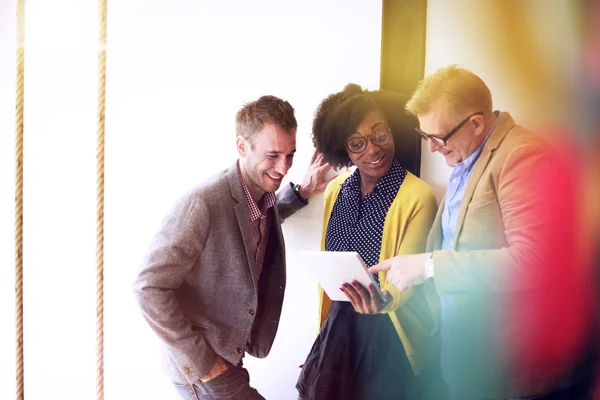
[226,162,259,293]
[270,206,285,260]
[453,112,515,244]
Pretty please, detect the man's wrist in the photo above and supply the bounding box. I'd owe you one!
[424,253,435,279]
[291,182,309,204]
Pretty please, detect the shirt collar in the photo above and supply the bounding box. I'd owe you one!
[455,111,502,173]
[238,162,277,222]
[344,158,404,202]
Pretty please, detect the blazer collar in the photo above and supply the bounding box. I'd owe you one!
[452,111,515,242]
[226,160,284,293]
[482,111,515,153]
[226,161,246,203]
[226,161,260,289]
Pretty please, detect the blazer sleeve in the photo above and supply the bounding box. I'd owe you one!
[432,143,570,295]
[275,182,308,221]
[132,191,216,382]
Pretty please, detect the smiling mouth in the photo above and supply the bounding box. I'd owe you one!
[366,155,385,165]
[266,173,283,181]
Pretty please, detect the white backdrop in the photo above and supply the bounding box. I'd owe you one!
[0,1,382,399]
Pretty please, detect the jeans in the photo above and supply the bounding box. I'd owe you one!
[173,364,265,400]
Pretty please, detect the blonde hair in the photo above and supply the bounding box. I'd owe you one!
[406,65,493,124]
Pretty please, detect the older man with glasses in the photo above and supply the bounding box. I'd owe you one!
[370,65,586,399]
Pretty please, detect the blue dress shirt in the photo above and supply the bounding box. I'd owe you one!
[441,112,501,251]
[439,112,502,397]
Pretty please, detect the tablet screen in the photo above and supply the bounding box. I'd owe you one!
[298,250,385,302]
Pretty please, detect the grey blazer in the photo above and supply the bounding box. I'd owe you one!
[133,162,306,384]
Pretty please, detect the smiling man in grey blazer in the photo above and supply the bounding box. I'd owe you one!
[133,95,331,400]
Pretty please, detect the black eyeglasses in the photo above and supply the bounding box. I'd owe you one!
[416,112,483,146]
[345,128,391,154]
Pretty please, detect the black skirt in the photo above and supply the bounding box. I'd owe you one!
[296,301,420,400]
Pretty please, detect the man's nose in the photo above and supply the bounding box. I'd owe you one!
[428,138,441,153]
[275,156,290,175]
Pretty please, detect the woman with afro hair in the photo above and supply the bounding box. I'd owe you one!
[296,84,447,400]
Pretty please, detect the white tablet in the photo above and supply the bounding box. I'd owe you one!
[298,250,385,302]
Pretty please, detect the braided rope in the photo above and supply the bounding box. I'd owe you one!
[96,0,107,398]
[15,0,25,398]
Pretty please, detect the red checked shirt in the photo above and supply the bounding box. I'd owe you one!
[240,174,277,279]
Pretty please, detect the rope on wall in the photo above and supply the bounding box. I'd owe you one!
[96,0,107,398]
[15,0,25,398]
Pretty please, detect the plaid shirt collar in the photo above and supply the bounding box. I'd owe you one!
[238,165,277,222]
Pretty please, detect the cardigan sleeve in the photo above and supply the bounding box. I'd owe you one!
[379,178,438,313]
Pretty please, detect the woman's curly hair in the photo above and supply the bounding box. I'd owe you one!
[311,84,418,173]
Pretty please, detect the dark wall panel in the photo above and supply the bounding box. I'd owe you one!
[380,0,427,177]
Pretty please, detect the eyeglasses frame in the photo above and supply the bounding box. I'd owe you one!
[345,128,392,154]
[415,111,484,146]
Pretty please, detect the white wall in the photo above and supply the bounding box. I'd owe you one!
[0,1,17,399]
[0,1,381,399]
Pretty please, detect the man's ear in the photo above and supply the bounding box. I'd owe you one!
[236,136,246,156]
[472,114,486,136]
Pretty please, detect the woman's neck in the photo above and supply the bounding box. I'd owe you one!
[358,161,393,197]
[359,171,383,196]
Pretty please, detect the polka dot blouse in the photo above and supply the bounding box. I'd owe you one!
[325,159,407,286]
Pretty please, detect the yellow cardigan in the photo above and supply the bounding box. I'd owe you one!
[317,170,438,375]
